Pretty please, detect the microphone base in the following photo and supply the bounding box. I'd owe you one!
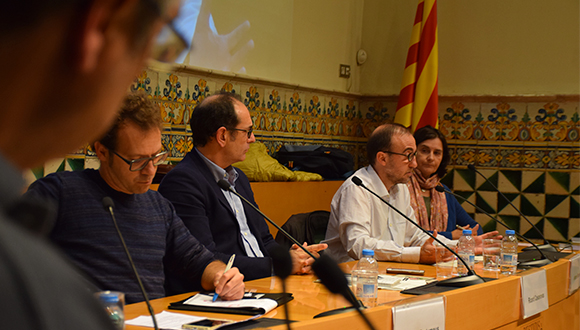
[436,275,485,288]
[518,258,553,268]
[522,243,557,252]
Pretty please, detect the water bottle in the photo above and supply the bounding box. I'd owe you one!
[352,249,378,307]
[98,292,124,330]
[501,230,518,275]
[457,229,475,276]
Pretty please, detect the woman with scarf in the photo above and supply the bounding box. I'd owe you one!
[407,126,483,240]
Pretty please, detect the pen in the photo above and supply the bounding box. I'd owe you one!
[213,254,236,302]
[456,224,467,230]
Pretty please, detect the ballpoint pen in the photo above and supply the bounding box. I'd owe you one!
[456,224,468,230]
[213,254,236,302]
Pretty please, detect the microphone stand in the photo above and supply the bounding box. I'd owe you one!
[217,180,376,330]
[103,197,159,330]
[351,176,485,287]
[435,186,561,267]
[467,165,559,252]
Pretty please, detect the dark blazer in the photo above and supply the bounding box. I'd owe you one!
[159,150,277,287]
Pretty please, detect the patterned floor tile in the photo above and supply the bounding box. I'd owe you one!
[544,217,568,242]
[546,172,570,194]
[545,194,570,217]
[522,171,545,193]
[498,170,521,193]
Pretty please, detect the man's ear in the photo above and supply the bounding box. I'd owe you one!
[74,1,114,72]
[94,141,110,162]
[376,151,388,167]
[215,127,228,148]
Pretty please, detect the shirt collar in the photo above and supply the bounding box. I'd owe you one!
[365,165,396,199]
[196,148,238,187]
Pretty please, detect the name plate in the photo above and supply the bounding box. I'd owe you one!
[569,253,580,295]
[393,295,445,330]
[520,269,549,319]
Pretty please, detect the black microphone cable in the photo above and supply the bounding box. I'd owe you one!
[102,197,158,330]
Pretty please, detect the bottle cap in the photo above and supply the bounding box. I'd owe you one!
[362,249,374,257]
[462,229,472,235]
[506,230,515,235]
[99,293,119,303]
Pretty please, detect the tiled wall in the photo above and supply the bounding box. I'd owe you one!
[38,66,579,241]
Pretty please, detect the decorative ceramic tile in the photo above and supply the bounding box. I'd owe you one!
[546,172,570,194]
[44,158,65,175]
[453,168,476,191]
[497,214,521,234]
[475,169,498,191]
[544,217,568,242]
[188,77,213,105]
[497,193,520,216]
[476,191,497,214]
[570,195,580,218]
[520,216,544,239]
[498,170,522,193]
[569,217,580,239]
[84,157,100,170]
[520,193,545,217]
[522,171,545,193]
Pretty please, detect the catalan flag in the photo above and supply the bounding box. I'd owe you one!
[394,0,439,132]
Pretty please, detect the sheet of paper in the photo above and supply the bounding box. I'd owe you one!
[125,311,205,329]
[392,295,446,330]
[521,269,549,319]
[568,253,580,295]
[183,293,278,313]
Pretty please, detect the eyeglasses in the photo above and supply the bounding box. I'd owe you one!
[145,0,190,63]
[382,150,417,162]
[228,127,254,139]
[112,150,169,171]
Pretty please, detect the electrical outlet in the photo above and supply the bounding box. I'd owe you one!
[339,64,350,78]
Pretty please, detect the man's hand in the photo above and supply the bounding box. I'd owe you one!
[202,260,244,300]
[419,230,453,264]
[474,231,502,255]
[289,242,328,274]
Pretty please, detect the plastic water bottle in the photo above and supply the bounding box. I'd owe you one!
[352,249,378,307]
[501,230,518,275]
[98,293,124,330]
[457,229,475,276]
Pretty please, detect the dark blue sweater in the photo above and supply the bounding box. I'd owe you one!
[436,184,483,239]
[25,169,215,303]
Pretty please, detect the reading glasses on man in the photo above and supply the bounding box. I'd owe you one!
[112,150,169,171]
[229,127,254,139]
[382,150,417,162]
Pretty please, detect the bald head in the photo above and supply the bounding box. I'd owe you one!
[189,92,243,147]
[367,124,411,166]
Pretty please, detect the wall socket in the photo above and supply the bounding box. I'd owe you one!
[339,64,351,78]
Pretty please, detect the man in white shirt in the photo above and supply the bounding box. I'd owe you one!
[323,124,497,264]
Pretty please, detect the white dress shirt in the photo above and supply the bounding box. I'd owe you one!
[323,165,456,263]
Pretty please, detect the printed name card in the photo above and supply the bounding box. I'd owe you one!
[392,295,445,330]
[520,268,549,319]
[569,253,580,295]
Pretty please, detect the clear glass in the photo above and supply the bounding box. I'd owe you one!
[482,239,502,271]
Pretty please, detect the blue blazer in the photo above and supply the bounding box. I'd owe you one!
[159,151,277,290]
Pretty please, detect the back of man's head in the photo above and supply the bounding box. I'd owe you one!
[97,92,162,151]
[189,92,243,147]
[366,123,410,166]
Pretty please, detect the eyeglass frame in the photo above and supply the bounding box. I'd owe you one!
[381,150,417,162]
[111,150,169,172]
[228,127,254,139]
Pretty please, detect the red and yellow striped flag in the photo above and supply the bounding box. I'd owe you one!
[394,0,439,132]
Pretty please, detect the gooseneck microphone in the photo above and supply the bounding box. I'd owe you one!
[351,176,485,287]
[467,164,557,252]
[102,197,158,330]
[270,245,293,330]
[434,186,553,268]
[217,180,376,330]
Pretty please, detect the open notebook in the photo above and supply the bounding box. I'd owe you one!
[169,292,293,315]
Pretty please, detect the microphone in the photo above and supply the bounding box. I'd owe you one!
[102,197,159,330]
[217,179,316,259]
[351,176,485,287]
[467,164,557,252]
[434,186,554,267]
[270,245,293,330]
[217,180,376,330]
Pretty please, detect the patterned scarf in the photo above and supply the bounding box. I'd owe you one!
[407,169,448,232]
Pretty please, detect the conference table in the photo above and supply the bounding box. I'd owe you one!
[125,253,579,330]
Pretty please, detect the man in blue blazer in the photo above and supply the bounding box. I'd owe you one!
[159,92,326,293]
